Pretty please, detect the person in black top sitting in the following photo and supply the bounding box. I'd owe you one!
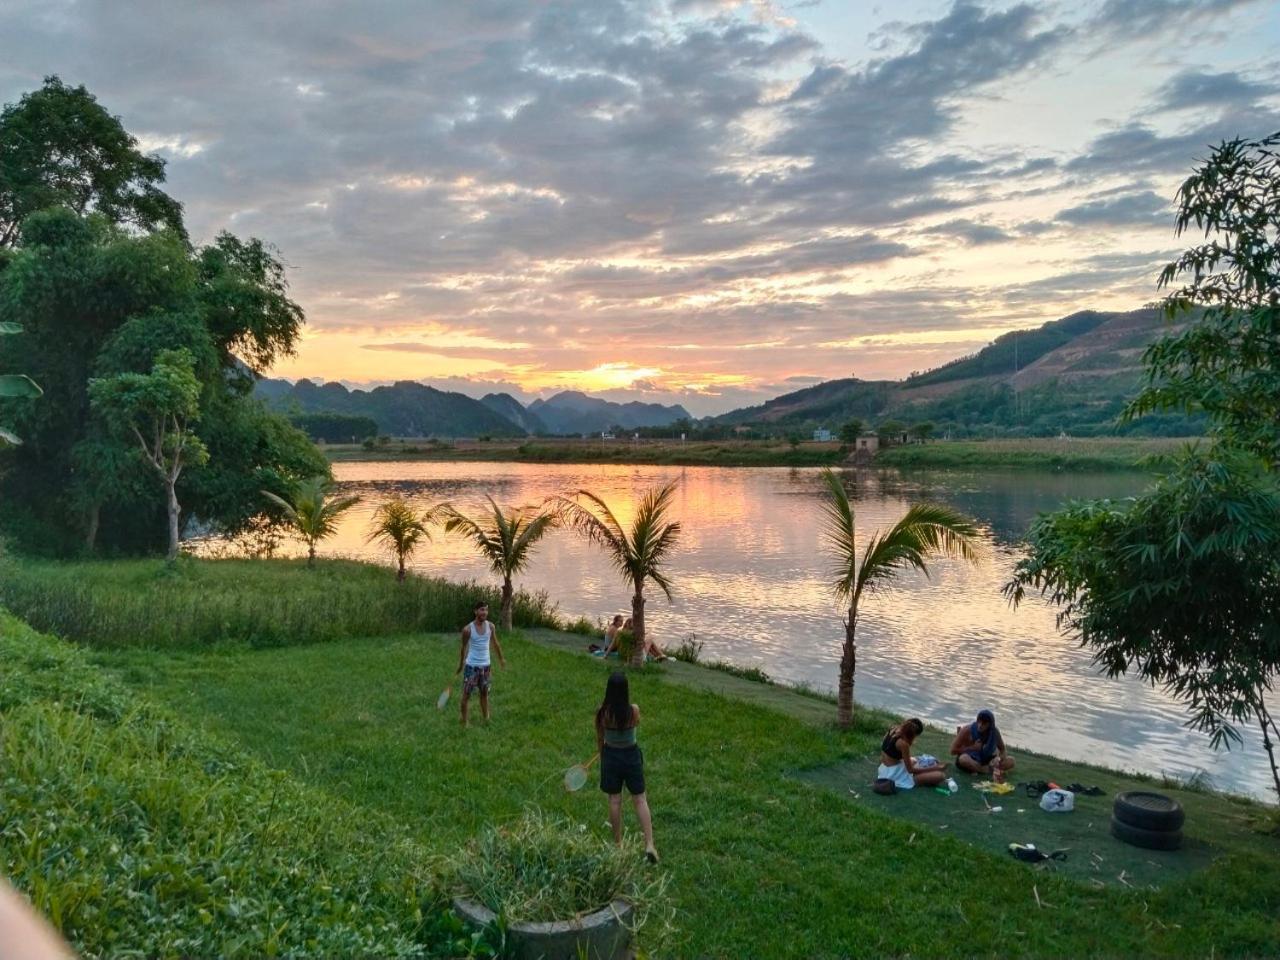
[877,718,948,790]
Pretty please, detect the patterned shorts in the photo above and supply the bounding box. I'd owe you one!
[462,664,491,696]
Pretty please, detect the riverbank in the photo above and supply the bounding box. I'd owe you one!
[324,436,1187,471]
[9,555,1276,957]
[326,436,848,466]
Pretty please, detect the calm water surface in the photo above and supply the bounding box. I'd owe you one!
[258,461,1274,800]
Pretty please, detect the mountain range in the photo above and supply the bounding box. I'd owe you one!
[255,379,691,438]
[713,306,1202,437]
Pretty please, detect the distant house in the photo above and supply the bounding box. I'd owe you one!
[600,431,615,440]
[856,434,879,453]
[813,428,833,442]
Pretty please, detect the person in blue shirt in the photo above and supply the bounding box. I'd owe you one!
[950,709,1015,777]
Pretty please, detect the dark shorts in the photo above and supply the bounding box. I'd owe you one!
[600,745,645,796]
[462,664,491,696]
[960,749,994,767]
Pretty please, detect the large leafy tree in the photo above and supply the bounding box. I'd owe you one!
[552,482,681,667]
[1126,131,1280,463]
[818,469,981,729]
[1007,450,1280,801]
[0,211,322,553]
[89,349,209,563]
[0,76,184,247]
[442,498,558,629]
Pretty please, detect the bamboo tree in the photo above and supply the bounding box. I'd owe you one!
[551,482,681,667]
[442,498,557,630]
[819,469,981,729]
[367,497,445,581]
[261,476,359,567]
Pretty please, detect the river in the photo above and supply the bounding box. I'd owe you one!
[241,460,1275,800]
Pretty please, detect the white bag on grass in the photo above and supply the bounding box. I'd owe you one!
[1039,788,1075,813]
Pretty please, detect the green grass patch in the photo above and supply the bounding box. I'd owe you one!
[0,556,560,649]
[102,629,1280,958]
[875,438,1189,472]
[0,611,488,958]
[792,728,1274,890]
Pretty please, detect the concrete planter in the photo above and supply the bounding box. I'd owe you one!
[453,896,634,960]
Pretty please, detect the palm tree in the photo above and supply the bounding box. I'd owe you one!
[367,497,445,581]
[261,476,360,567]
[819,468,981,729]
[442,498,558,630]
[552,481,681,667]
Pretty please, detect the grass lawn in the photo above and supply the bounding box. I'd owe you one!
[101,629,1280,959]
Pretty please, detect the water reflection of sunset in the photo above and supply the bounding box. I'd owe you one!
[231,461,1272,800]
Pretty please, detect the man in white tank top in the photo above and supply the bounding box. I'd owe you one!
[455,600,507,726]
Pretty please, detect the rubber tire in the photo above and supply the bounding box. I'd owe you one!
[1110,815,1183,851]
[1113,791,1185,832]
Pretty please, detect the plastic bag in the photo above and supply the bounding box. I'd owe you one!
[1039,788,1075,812]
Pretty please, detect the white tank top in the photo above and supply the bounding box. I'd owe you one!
[466,620,492,666]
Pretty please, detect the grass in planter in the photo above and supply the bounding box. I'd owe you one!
[0,611,487,959]
[0,555,560,649]
[447,809,672,946]
[103,631,1280,959]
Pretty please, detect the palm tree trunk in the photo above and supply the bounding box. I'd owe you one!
[307,540,316,567]
[164,480,181,565]
[630,588,646,668]
[836,606,857,729]
[501,577,514,631]
[397,552,406,582]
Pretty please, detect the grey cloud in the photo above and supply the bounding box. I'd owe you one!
[1154,69,1279,112]
[1089,0,1265,40]
[784,375,824,383]
[924,219,1014,246]
[1055,190,1169,227]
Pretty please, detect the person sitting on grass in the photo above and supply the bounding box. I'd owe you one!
[592,614,626,657]
[595,670,658,864]
[455,600,506,727]
[950,708,1015,778]
[877,717,947,790]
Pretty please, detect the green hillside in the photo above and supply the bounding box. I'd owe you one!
[712,307,1204,438]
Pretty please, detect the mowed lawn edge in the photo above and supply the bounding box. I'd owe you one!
[100,628,1280,959]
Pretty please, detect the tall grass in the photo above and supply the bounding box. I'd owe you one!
[875,437,1185,472]
[0,556,561,649]
[0,612,486,958]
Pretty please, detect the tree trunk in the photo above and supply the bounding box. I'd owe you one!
[501,577,514,631]
[307,540,316,567]
[165,480,181,564]
[397,552,406,582]
[1255,697,1280,804]
[630,588,646,668]
[85,501,100,553]
[836,607,857,729]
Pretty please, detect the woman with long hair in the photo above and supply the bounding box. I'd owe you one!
[595,670,658,863]
[877,717,947,790]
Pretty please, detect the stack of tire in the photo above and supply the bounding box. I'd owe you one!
[1110,791,1184,851]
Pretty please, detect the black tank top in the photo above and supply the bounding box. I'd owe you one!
[881,728,903,761]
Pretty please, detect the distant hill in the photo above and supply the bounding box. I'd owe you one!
[528,391,691,435]
[481,393,547,434]
[256,378,525,438]
[712,307,1203,438]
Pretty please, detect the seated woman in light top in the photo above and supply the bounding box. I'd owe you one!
[877,717,947,790]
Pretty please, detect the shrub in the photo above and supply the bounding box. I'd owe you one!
[0,556,562,649]
[445,809,671,940]
[0,612,478,958]
[707,660,770,684]
[671,635,704,664]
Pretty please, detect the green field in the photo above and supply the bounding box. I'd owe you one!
[324,436,1188,472]
[6,556,1279,957]
[875,437,1191,472]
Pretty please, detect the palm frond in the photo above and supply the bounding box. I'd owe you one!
[855,503,982,600]
[547,492,631,566]
[818,469,859,601]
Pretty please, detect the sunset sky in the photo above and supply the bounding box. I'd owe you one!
[2,0,1278,415]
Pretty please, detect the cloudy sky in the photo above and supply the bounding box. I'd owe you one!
[2,0,1278,415]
